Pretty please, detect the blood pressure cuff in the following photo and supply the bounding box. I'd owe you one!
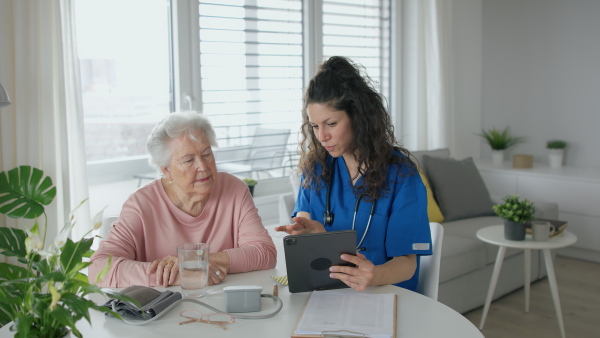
[104,285,182,320]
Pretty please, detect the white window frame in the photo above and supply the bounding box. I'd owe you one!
[170,0,392,194]
[86,0,396,196]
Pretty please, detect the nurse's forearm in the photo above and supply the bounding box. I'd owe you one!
[370,255,417,286]
[296,211,311,219]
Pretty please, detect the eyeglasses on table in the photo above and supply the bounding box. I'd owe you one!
[179,309,235,330]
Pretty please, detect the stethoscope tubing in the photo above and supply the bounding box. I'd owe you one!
[353,196,376,251]
[324,157,376,251]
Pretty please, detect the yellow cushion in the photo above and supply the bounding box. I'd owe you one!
[419,171,444,223]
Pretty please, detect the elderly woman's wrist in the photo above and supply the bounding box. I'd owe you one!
[211,251,231,272]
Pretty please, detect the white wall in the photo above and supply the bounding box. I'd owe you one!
[450,0,483,161]
[478,0,600,169]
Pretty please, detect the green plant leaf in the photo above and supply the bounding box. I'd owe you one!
[74,270,91,284]
[80,283,105,296]
[0,280,23,326]
[90,302,124,321]
[0,166,56,219]
[243,177,257,186]
[24,272,65,288]
[61,237,93,277]
[477,127,526,150]
[14,314,33,338]
[0,227,28,259]
[0,282,23,302]
[0,166,129,335]
[547,140,567,149]
[83,247,95,258]
[492,194,536,223]
[61,293,94,324]
[0,262,32,281]
[33,256,53,275]
[95,255,112,285]
[0,300,16,326]
[50,304,81,338]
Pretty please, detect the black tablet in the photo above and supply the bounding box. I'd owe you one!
[283,230,357,293]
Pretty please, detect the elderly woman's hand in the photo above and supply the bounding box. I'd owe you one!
[207,251,231,286]
[148,255,179,287]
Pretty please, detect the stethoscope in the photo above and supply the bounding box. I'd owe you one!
[323,158,376,252]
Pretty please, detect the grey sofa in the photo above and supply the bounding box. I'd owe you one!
[414,148,557,314]
[437,207,556,313]
[278,148,558,314]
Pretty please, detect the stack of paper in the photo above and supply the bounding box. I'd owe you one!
[293,291,396,338]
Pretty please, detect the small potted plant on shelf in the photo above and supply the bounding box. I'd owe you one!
[243,177,258,196]
[478,127,526,165]
[492,194,536,241]
[546,140,567,168]
[0,166,129,337]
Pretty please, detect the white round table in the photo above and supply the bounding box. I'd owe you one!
[0,230,484,338]
[0,269,483,338]
[476,225,577,338]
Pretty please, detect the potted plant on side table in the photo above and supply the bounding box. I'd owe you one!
[243,178,258,197]
[546,140,567,168]
[492,194,536,241]
[0,166,128,337]
[478,127,526,165]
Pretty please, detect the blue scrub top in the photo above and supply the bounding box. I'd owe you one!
[293,154,432,291]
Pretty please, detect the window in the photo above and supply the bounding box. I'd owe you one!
[198,0,304,180]
[75,0,392,217]
[75,0,172,185]
[322,0,391,101]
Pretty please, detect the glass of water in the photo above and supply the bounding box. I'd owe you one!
[177,243,209,299]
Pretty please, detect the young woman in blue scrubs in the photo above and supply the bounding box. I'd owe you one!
[275,56,432,292]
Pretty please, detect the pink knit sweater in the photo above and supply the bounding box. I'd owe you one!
[88,173,276,287]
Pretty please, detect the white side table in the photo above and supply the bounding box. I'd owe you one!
[476,225,577,338]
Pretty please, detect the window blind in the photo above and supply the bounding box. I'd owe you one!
[322,0,390,100]
[199,0,303,180]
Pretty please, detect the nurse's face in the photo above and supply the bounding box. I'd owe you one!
[307,103,354,158]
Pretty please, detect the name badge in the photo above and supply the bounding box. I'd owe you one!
[413,243,430,250]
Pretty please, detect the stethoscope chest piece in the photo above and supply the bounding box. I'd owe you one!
[323,210,334,226]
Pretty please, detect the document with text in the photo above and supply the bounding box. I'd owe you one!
[293,290,396,338]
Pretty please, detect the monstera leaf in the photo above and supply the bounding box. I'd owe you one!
[0,166,56,219]
[0,227,28,259]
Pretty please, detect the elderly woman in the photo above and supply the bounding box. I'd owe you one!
[89,111,276,288]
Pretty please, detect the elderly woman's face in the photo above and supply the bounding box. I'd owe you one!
[163,131,217,197]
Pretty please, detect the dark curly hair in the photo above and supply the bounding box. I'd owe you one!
[298,56,416,202]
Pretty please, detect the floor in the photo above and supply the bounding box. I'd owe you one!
[463,256,600,338]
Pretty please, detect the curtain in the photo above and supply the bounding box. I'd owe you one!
[0,0,90,243]
[397,0,453,152]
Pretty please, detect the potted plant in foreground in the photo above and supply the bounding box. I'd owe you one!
[478,127,526,165]
[546,140,567,168]
[243,178,258,196]
[0,166,127,337]
[492,194,536,241]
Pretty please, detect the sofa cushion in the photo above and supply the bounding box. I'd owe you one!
[444,216,522,265]
[439,234,486,283]
[418,171,444,223]
[422,156,495,222]
[411,148,450,175]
